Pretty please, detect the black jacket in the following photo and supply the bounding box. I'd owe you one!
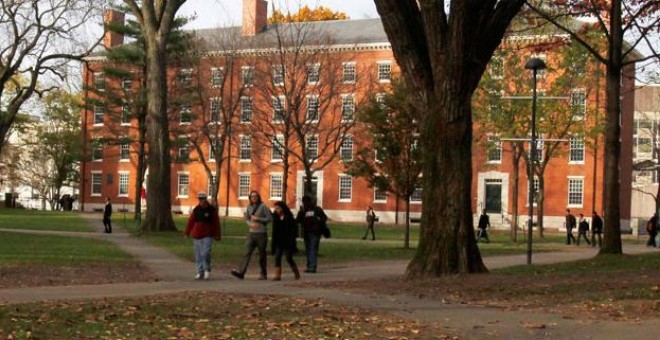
[272,211,298,253]
[103,203,112,219]
[591,215,603,233]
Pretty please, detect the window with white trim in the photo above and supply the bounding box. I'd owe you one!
[341,94,355,121]
[376,93,386,109]
[307,63,320,84]
[210,97,221,123]
[120,142,130,161]
[177,138,190,161]
[238,174,251,199]
[342,62,356,83]
[208,175,217,197]
[338,175,352,201]
[273,65,284,86]
[306,96,319,121]
[240,96,252,122]
[569,136,585,163]
[93,105,105,125]
[305,135,318,160]
[91,140,103,161]
[209,138,219,161]
[377,61,392,82]
[178,69,193,87]
[571,89,586,120]
[241,66,254,87]
[122,77,132,92]
[531,136,544,162]
[118,172,129,197]
[273,96,285,122]
[487,135,502,163]
[374,188,387,202]
[91,171,102,196]
[180,103,192,124]
[239,135,251,161]
[633,118,654,160]
[271,135,284,161]
[340,136,353,161]
[177,173,189,197]
[270,174,283,200]
[94,72,105,91]
[121,103,131,125]
[568,177,584,207]
[211,67,224,87]
[411,186,423,202]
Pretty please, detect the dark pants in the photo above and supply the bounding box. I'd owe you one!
[274,246,297,269]
[238,232,268,277]
[591,232,602,247]
[103,217,112,233]
[577,231,591,245]
[476,228,489,243]
[362,222,375,240]
[566,228,576,244]
[304,232,321,272]
[648,231,658,247]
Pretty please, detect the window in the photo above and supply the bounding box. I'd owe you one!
[177,173,189,197]
[180,103,192,124]
[307,63,320,84]
[178,69,193,87]
[209,138,219,161]
[306,96,319,121]
[490,56,504,79]
[633,119,654,160]
[94,72,105,90]
[270,174,283,200]
[210,97,221,123]
[374,187,387,202]
[239,135,251,161]
[571,89,586,120]
[121,103,131,125]
[377,61,392,82]
[177,138,190,161]
[531,137,544,162]
[208,175,217,197]
[271,135,284,161]
[93,105,105,125]
[240,96,252,122]
[342,62,356,83]
[411,186,423,202]
[238,173,251,199]
[487,135,502,163]
[340,136,353,161]
[122,78,132,92]
[273,65,284,86]
[118,172,129,197]
[91,172,102,196]
[341,95,355,121]
[569,136,585,163]
[120,142,130,161]
[376,93,386,109]
[339,175,352,201]
[305,135,318,160]
[211,67,224,87]
[241,66,253,87]
[273,96,285,122]
[91,141,103,161]
[568,177,584,207]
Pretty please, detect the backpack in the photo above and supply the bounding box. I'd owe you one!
[316,207,331,238]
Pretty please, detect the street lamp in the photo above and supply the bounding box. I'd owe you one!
[524,57,546,265]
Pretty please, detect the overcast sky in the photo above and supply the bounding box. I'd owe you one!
[178,0,379,29]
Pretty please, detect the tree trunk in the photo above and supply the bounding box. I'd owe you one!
[406,94,487,277]
[600,0,624,254]
[133,111,147,220]
[141,36,176,232]
[282,148,290,206]
[537,176,545,238]
[511,147,520,242]
[404,196,411,249]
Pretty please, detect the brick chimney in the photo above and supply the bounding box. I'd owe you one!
[103,9,125,48]
[242,0,268,37]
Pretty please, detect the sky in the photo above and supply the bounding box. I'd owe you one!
[178,0,380,29]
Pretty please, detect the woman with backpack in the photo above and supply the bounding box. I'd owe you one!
[271,201,300,281]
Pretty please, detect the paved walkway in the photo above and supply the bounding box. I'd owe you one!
[1,215,659,339]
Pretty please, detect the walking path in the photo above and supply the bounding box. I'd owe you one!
[1,215,658,339]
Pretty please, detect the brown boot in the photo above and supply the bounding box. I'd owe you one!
[291,265,301,280]
[272,267,282,281]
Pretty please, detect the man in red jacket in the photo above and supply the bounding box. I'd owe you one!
[184,192,221,280]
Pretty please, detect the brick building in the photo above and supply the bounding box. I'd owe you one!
[80,0,635,229]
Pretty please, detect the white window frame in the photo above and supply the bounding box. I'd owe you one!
[341,94,355,122]
[177,172,190,198]
[178,68,193,87]
[209,138,219,162]
[338,174,353,202]
[119,142,130,162]
[207,175,218,197]
[567,177,584,208]
[211,67,224,88]
[238,173,251,200]
[118,171,130,197]
[93,105,105,126]
[121,102,131,126]
[342,62,356,84]
[377,61,392,83]
[374,187,387,203]
[272,65,284,86]
[91,140,103,161]
[569,136,585,164]
[239,134,252,162]
[571,88,587,120]
[305,135,319,161]
[269,173,284,200]
[94,72,105,91]
[486,135,502,164]
[307,63,321,85]
[340,136,353,162]
[180,102,192,124]
[410,186,423,204]
[209,97,221,123]
[306,95,320,122]
[271,134,284,162]
[91,171,102,197]
[241,66,254,87]
[177,137,190,161]
[240,96,252,123]
[121,77,132,92]
[272,95,286,123]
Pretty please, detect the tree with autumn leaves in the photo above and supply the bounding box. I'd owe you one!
[269,5,348,24]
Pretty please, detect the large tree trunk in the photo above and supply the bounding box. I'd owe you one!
[404,196,411,249]
[133,110,147,220]
[406,93,487,277]
[141,37,176,232]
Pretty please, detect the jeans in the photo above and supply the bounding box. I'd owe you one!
[103,217,112,233]
[238,232,268,277]
[591,232,602,247]
[577,232,591,245]
[304,232,321,271]
[274,246,297,268]
[566,228,576,244]
[194,237,213,274]
[363,222,376,240]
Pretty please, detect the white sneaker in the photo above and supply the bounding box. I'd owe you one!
[195,273,202,280]
[203,271,210,280]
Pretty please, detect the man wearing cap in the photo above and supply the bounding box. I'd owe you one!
[184,191,221,280]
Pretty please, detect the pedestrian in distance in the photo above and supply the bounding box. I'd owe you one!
[591,211,603,248]
[576,213,591,246]
[476,209,490,243]
[646,212,658,248]
[565,208,577,245]
[271,201,301,281]
[183,192,221,280]
[362,205,377,241]
[231,191,272,280]
[103,197,113,233]
[296,195,328,273]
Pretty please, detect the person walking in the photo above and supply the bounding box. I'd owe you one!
[362,205,377,241]
[591,211,603,248]
[576,213,591,246]
[476,209,490,243]
[103,197,113,233]
[271,201,300,281]
[646,212,658,247]
[296,195,327,273]
[183,192,221,280]
[231,191,271,280]
[565,208,577,245]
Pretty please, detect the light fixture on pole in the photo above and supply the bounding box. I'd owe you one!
[524,57,546,265]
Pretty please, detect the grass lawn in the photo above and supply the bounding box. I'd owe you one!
[0,292,451,339]
[0,206,93,232]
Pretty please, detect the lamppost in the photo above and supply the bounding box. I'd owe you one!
[524,57,546,265]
